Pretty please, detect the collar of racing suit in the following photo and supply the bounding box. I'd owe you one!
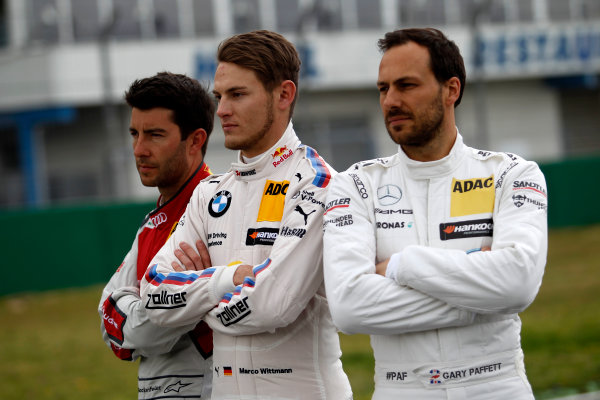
[397,129,466,180]
[229,122,301,181]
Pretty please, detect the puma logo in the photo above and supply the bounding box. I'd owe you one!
[295,205,316,225]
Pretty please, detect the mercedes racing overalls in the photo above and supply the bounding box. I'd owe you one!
[323,133,547,399]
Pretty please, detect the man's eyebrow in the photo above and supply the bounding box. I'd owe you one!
[213,86,247,96]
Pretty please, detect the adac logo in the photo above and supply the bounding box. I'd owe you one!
[272,146,294,167]
[257,180,289,222]
[429,369,442,384]
[209,190,232,218]
[450,175,495,217]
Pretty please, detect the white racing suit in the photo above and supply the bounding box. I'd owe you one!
[141,124,352,400]
[323,133,547,399]
[99,164,213,399]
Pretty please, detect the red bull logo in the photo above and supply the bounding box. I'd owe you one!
[272,146,293,167]
[272,146,287,158]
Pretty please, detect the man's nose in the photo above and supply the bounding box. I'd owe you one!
[216,99,231,118]
[382,87,401,111]
[133,136,150,157]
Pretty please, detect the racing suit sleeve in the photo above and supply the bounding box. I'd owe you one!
[204,164,332,335]
[98,234,195,360]
[323,171,477,336]
[387,160,547,315]
[140,184,231,328]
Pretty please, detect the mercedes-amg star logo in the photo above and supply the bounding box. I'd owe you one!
[377,184,402,206]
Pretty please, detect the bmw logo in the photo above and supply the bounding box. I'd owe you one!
[208,190,232,217]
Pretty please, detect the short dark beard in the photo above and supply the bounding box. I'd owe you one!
[386,86,444,148]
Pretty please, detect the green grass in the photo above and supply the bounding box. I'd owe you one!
[1,225,599,399]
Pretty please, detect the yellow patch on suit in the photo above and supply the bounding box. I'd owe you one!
[257,180,290,222]
[450,175,495,217]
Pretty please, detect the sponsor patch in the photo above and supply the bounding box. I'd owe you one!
[450,175,495,217]
[324,214,354,228]
[164,381,192,393]
[216,297,251,326]
[246,228,278,246]
[291,189,325,208]
[147,212,167,229]
[209,190,232,218]
[377,184,402,206]
[294,205,316,225]
[207,232,227,248]
[512,194,547,211]
[439,218,493,240]
[279,226,307,238]
[376,221,411,229]
[349,173,369,199]
[145,290,188,309]
[324,197,350,215]
[512,180,547,197]
[257,180,289,222]
[235,169,256,177]
[272,146,293,168]
[103,296,127,345]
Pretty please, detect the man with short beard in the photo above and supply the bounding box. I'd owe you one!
[141,30,351,399]
[323,28,548,399]
[99,72,214,399]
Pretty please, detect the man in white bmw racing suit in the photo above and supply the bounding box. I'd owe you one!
[141,30,352,400]
[323,28,547,399]
[99,72,214,399]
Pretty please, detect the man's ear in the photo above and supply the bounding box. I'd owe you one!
[445,77,461,107]
[276,80,297,111]
[187,128,208,155]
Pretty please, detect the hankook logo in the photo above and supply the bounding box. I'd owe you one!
[377,184,402,206]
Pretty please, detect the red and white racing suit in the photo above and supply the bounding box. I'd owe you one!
[99,163,213,399]
[141,124,352,400]
[323,133,547,399]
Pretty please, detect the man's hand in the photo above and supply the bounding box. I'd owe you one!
[172,240,255,286]
[172,240,212,271]
[233,265,255,286]
[375,258,389,276]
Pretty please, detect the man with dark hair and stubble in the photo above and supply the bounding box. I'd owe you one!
[323,28,547,399]
[141,31,352,399]
[99,72,214,399]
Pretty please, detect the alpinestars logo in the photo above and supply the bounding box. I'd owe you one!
[439,219,493,240]
[164,381,192,393]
